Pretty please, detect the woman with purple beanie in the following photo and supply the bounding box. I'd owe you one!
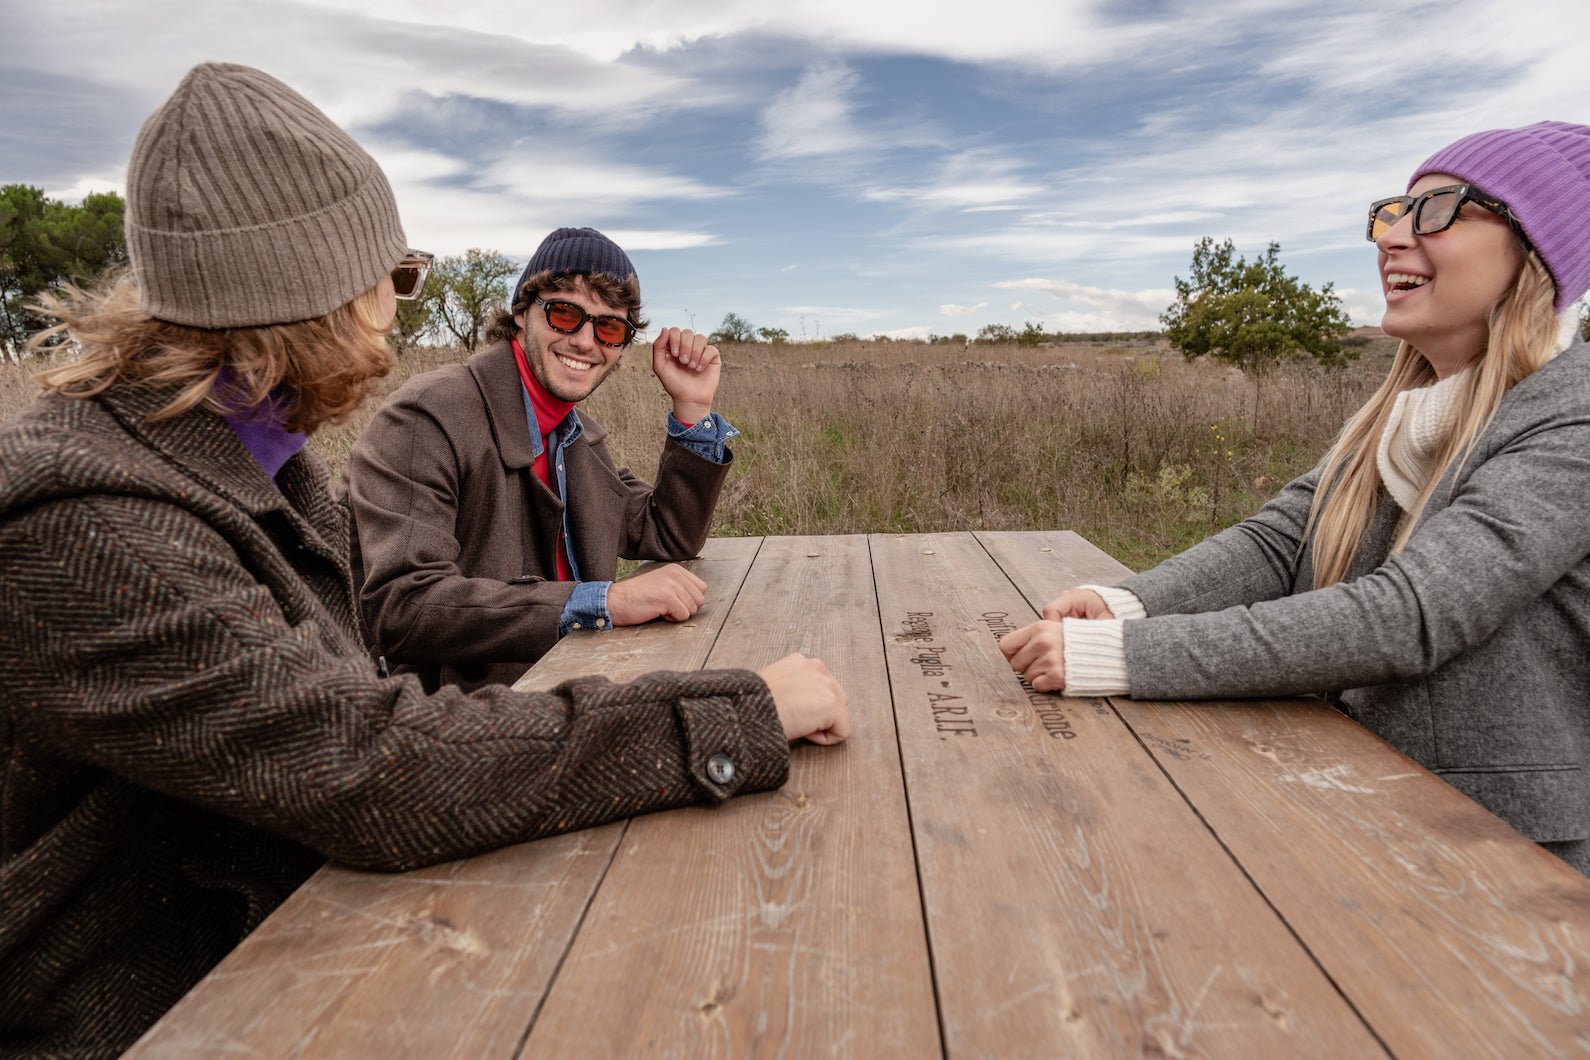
[1002,121,1590,873]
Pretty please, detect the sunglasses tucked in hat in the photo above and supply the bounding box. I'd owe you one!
[513,227,637,303]
[126,62,408,328]
[1410,120,1590,313]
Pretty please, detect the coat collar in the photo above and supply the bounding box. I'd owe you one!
[99,384,292,512]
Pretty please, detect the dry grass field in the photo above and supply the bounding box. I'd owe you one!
[2,331,1396,570]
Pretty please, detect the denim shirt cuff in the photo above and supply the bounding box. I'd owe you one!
[667,412,740,464]
[559,580,612,636]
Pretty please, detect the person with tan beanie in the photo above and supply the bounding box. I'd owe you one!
[0,62,849,1058]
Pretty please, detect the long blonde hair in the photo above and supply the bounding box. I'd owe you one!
[1305,250,1559,587]
[27,271,395,433]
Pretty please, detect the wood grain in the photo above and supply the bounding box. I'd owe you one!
[870,531,1382,1057]
[523,534,940,1058]
[129,539,762,1058]
[985,528,1590,1058]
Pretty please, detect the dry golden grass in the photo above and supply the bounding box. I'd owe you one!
[1,332,1396,570]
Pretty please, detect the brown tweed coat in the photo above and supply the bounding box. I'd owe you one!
[344,339,731,693]
[0,382,787,1058]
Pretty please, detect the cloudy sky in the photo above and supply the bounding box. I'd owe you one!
[4,0,1583,339]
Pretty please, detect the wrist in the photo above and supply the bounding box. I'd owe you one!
[672,400,711,426]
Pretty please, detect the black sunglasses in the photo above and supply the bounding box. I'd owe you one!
[391,250,434,300]
[532,296,636,348]
[1366,184,1528,247]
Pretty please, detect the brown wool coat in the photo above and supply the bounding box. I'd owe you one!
[0,382,786,1059]
[343,339,731,692]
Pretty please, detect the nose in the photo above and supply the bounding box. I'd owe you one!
[563,316,600,352]
[1375,209,1417,253]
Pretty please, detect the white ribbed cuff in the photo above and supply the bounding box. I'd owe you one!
[1062,618,1131,696]
[1082,583,1147,620]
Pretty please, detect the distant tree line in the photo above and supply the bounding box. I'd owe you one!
[2,192,1388,376]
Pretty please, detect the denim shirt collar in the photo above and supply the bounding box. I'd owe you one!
[520,388,583,458]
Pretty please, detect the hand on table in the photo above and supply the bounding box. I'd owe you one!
[999,620,1067,693]
[1042,587,1115,621]
[651,327,720,428]
[606,564,707,626]
[758,653,852,745]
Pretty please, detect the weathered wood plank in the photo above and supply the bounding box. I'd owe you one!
[525,535,940,1058]
[129,539,762,1058]
[984,528,1590,1058]
[871,531,1383,1058]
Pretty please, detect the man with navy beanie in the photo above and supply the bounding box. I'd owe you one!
[344,226,741,692]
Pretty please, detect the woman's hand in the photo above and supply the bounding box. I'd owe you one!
[998,620,1067,693]
[1042,588,1114,621]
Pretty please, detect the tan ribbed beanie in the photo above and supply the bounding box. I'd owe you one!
[126,62,408,328]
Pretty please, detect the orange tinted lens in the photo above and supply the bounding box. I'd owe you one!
[592,316,632,345]
[1370,200,1406,240]
[545,302,586,332]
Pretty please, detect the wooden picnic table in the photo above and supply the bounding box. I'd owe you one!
[129,531,1590,1058]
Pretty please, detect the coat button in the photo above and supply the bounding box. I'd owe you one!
[707,754,735,785]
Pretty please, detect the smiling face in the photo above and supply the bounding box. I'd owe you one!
[513,276,627,402]
[1377,172,1526,377]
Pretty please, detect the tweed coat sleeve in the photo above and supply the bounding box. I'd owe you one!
[1120,350,1590,700]
[1,487,789,872]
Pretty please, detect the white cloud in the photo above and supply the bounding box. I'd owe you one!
[604,230,721,251]
[993,277,1179,331]
[481,155,730,207]
[1335,287,1386,329]
[882,324,939,340]
[939,301,989,317]
[863,151,1045,211]
[292,0,1156,69]
[757,61,871,161]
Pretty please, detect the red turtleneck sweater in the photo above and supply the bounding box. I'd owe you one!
[512,338,577,581]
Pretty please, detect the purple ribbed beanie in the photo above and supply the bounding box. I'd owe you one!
[513,227,636,301]
[1411,121,1590,312]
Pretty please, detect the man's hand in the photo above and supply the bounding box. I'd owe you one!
[1042,587,1115,622]
[757,653,852,745]
[998,620,1067,693]
[652,327,721,426]
[606,564,708,626]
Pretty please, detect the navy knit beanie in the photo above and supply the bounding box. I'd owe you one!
[514,227,636,301]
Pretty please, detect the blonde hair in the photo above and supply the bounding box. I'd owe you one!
[1305,250,1559,587]
[28,270,395,433]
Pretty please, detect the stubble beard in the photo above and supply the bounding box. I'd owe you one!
[524,331,622,403]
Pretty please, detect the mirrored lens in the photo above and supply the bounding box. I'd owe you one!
[1369,198,1409,241]
[1414,187,1463,235]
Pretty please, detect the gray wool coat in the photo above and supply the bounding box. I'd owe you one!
[343,339,731,693]
[0,381,786,1058]
[1121,337,1590,854]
